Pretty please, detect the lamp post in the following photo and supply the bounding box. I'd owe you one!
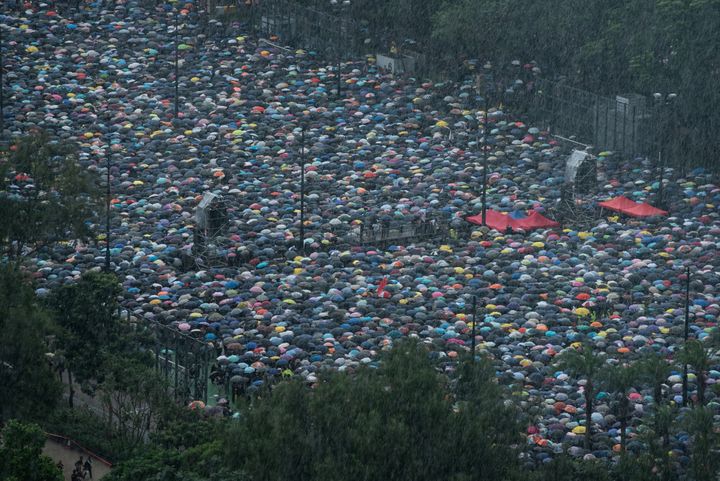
[104,156,111,272]
[652,92,677,209]
[331,0,350,99]
[479,99,488,226]
[174,7,180,118]
[336,20,342,98]
[682,265,691,407]
[470,295,477,363]
[299,125,306,254]
[1,25,4,142]
[473,67,492,227]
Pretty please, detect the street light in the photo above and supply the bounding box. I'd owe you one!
[173,6,188,119]
[470,295,477,363]
[682,265,691,407]
[1,25,5,142]
[175,8,179,118]
[478,101,489,226]
[652,92,677,209]
[104,156,111,272]
[472,68,492,227]
[330,0,350,98]
[298,125,306,254]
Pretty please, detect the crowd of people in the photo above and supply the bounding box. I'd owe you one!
[3,0,720,468]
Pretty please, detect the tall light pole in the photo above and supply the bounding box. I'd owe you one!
[479,100,488,226]
[682,265,691,407]
[470,295,477,363]
[299,126,306,254]
[336,18,342,98]
[174,8,180,118]
[472,72,491,227]
[331,0,350,99]
[653,92,677,209]
[105,156,111,272]
[1,24,5,142]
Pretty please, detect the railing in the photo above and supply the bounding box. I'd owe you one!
[44,432,114,467]
[151,321,214,404]
[344,216,452,246]
[215,0,365,58]
[521,79,654,158]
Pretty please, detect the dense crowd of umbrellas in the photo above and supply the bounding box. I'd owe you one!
[3,0,720,466]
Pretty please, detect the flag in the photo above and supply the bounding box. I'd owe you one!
[377,276,389,297]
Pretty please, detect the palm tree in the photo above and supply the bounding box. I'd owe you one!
[637,351,674,406]
[602,362,642,453]
[685,406,720,481]
[555,343,605,451]
[678,339,717,407]
[653,405,675,481]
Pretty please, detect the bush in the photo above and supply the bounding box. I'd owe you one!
[43,407,123,464]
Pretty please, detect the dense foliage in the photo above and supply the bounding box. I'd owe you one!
[0,133,101,259]
[0,420,63,481]
[0,265,62,423]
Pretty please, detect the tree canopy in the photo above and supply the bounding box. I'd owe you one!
[0,420,63,481]
[0,132,100,259]
[0,265,62,423]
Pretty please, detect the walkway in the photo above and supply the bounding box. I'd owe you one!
[43,438,112,480]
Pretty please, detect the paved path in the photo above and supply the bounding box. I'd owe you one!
[43,439,112,480]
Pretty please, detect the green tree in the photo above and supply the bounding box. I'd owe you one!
[531,455,611,481]
[0,132,100,259]
[637,351,674,406]
[99,355,172,456]
[677,339,717,407]
[106,407,248,481]
[50,271,122,407]
[0,265,62,423]
[451,358,524,480]
[643,404,676,481]
[601,362,642,453]
[685,406,720,481]
[228,379,315,481]
[225,340,523,481]
[0,420,63,481]
[555,343,606,450]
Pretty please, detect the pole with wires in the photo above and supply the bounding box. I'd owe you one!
[174,8,180,118]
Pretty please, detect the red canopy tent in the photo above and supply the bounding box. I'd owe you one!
[514,211,560,230]
[466,210,559,231]
[597,196,639,214]
[466,210,511,231]
[598,196,667,217]
[624,202,668,218]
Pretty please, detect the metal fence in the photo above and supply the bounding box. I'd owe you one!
[152,321,214,404]
[344,216,453,246]
[225,0,364,58]
[528,79,656,157]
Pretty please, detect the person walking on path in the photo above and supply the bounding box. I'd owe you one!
[84,456,93,479]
